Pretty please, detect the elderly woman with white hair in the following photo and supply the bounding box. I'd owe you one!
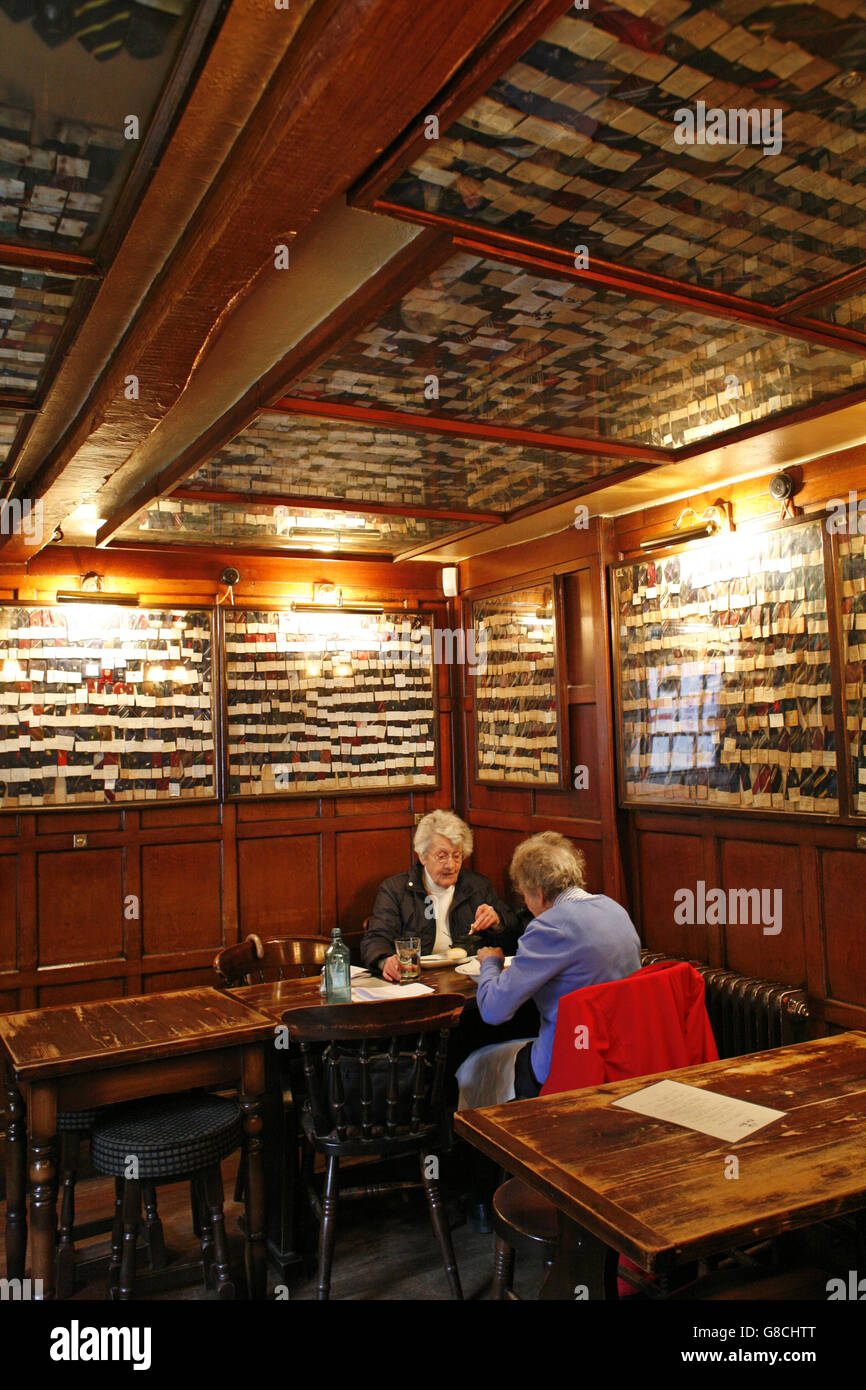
[361,809,522,981]
[457,830,641,1106]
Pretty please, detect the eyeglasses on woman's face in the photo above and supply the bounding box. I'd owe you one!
[429,849,463,866]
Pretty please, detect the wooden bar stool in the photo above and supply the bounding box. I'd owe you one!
[90,1093,242,1300]
[491,1177,558,1299]
[55,1108,166,1298]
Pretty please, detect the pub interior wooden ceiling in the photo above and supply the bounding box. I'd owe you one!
[0,0,865,569]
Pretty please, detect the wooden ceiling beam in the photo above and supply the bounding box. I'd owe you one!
[449,235,866,359]
[778,263,866,318]
[92,227,452,547]
[9,0,517,559]
[0,243,100,278]
[103,539,395,564]
[272,397,675,464]
[171,487,506,525]
[676,383,866,462]
[350,0,573,209]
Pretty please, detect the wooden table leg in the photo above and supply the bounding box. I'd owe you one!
[4,1063,27,1282]
[539,1211,619,1301]
[241,1044,267,1300]
[28,1082,58,1300]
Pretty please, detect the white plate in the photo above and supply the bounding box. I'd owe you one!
[419,953,466,969]
[455,955,514,977]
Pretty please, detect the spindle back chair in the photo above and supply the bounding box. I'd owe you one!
[284,995,465,1299]
[213,934,330,986]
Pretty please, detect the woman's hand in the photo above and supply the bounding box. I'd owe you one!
[470,904,500,933]
[476,946,505,964]
[380,954,402,982]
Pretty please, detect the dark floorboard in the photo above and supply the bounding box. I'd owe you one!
[3,1149,858,1302]
[0,1150,549,1301]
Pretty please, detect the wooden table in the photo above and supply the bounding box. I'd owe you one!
[221,963,478,1276]
[224,962,477,1024]
[455,1032,866,1299]
[1,987,275,1300]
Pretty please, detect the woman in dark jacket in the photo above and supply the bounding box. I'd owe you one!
[361,810,522,980]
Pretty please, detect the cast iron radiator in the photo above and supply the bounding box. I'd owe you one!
[640,951,811,1059]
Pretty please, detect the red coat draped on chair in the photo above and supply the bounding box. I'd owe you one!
[541,960,718,1096]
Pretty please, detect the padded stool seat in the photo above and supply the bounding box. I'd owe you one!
[91,1095,242,1178]
[91,1094,242,1300]
[57,1108,100,1132]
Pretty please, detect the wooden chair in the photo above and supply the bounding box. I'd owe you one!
[90,1093,242,1300]
[213,933,330,986]
[284,995,465,1300]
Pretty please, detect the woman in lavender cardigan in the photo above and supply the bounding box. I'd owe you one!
[457,831,641,1107]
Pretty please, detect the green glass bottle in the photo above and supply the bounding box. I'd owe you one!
[324,926,352,1004]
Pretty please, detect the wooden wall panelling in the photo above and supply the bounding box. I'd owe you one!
[799,838,828,1006]
[140,840,223,956]
[611,449,866,557]
[236,830,322,941]
[221,801,238,954]
[124,810,143,997]
[718,838,806,984]
[0,851,17,972]
[821,849,866,1011]
[38,977,127,1007]
[701,823,724,969]
[594,522,626,900]
[335,824,414,949]
[142,967,219,993]
[16,816,37,1009]
[36,847,125,969]
[319,802,339,935]
[632,824,710,962]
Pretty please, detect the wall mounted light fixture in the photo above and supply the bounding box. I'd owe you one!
[639,501,734,552]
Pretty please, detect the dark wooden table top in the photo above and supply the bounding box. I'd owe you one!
[0,987,275,1081]
[223,963,477,1022]
[455,1031,866,1272]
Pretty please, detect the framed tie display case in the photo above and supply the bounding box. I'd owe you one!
[222,607,439,797]
[837,527,866,818]
[612,519,840,816]
[0,603,217,809]
[469,581,563,787]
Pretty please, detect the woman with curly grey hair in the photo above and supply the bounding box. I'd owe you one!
[361,809,523,980]
[457,830,640,1105]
